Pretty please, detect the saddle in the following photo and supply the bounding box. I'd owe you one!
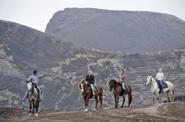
[121,84,128,95]
[156,80,168,94]
[156,80,168,89]
[88,84,97,99]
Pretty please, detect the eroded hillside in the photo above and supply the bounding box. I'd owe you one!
[0,20,185,111]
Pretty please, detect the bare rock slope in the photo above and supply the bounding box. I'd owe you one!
[46,8,185,53]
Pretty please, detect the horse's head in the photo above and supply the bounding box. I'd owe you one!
[109,80,116,91]
[146,76,153,86]
[26,80,33,91]
[79,80,86,93]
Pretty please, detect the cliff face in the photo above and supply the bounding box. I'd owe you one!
[0,20,185,111]
[45,8,185,53]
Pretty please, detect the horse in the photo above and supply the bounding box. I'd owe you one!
[79,80,103,112]
[109,79,132,108]
[26,80,40,116]
[146,76,175,103]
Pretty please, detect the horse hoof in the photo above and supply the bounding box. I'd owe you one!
[84,108,88,112]
[28,113,31,116]
[35,113,39,117]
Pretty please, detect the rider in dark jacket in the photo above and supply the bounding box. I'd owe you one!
[85,71,95,95]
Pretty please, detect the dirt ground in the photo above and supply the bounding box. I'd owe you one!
[0,102,185,122]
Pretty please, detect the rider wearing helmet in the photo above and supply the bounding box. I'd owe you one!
[155,68,165,93]
[23,70,46,101]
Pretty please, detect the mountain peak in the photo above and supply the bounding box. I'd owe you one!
[46,8,185,53]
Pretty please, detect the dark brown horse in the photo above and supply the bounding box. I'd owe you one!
[109,79,132,108]
[26,81,40,116]
[79,80,103,111]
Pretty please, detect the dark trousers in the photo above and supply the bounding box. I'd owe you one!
[157,80,163,93]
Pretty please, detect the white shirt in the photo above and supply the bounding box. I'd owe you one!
[27,74,45,84]
[155,72,164,81]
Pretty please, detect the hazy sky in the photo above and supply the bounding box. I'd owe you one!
[0,0,185,32]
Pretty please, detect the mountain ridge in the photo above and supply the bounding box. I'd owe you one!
[46,8,185,53]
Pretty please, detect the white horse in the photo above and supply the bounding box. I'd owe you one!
[146,76,175,103]
[27,81,40,116]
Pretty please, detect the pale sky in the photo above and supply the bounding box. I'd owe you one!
[0,0,185,32]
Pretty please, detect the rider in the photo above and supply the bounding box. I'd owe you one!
[85,70,96,96]
[119,69,126,90]
[155,68,165,93]
[24,70,46,101]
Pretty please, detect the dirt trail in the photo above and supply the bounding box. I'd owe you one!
[0,102,185,122]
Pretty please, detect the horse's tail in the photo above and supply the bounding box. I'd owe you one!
[172,87,175,101]
[168,82,175,102]
[128,85,132,106]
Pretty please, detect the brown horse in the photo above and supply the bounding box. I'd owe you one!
[109,79,132,108]
[79,80,103,111]
[26,81,40,116]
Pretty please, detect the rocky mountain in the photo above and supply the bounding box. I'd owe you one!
[45,8,185,53]
[0,20,185,112]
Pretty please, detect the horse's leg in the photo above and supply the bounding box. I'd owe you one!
[31,100,34,114]
[115,96,119,108]
[99,94,103,109]
[121,95,125,108]
[95,95,98,110]
[84,96,89,112]
[35,101,39,116]
[156,92,159,103]
[171,89,175,101]
[169,89,175,102]
[153,97,155,104]
[29,101,32,116]
[128,89,132,107]
[35,106,38,116]
[114,95,117,108]
[83,96,86,111]
[166,90,170,102]
[168,89,174,102]
[152,92,155,104]
[153,92,159,104]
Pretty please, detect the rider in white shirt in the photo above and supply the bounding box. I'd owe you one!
[155,68,165,93]
[119,69,126,90]
[23,70,46,101]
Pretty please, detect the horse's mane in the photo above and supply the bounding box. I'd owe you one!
[111,79,122,87]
